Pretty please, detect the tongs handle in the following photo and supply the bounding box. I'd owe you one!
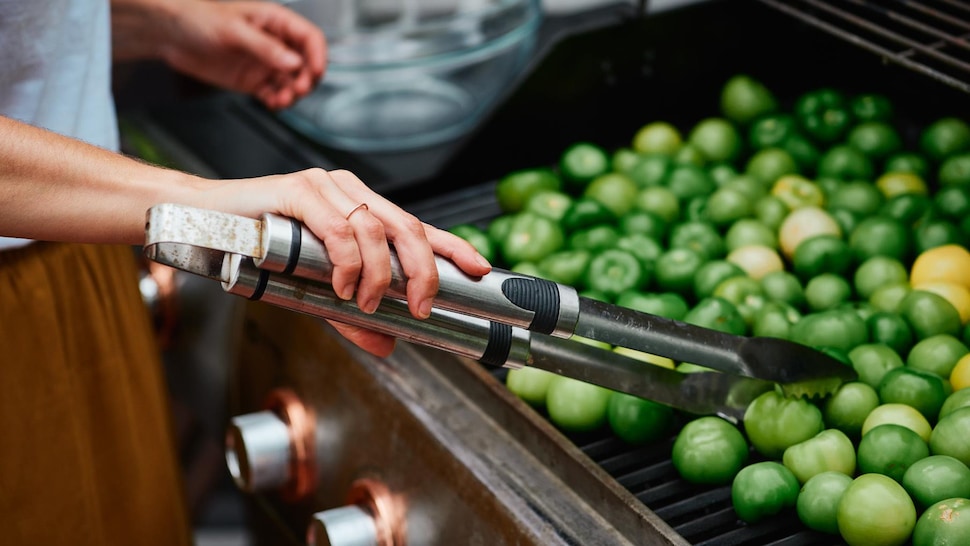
[224,255,774,419]
[224,255,533,368]
[256,213,582,338]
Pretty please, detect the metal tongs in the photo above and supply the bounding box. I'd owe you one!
[144,204,856,420]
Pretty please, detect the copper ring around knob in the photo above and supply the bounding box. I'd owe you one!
[263,388,316,502]
[347,478,406,546]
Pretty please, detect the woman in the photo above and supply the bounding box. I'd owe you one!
[0,1,490,543]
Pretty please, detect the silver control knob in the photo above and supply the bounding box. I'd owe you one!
[306,479,404,546]
[224,388,315,501]
[225,410,292,492]
[307,505,379,546]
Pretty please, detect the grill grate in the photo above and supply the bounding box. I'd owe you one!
[574,432,845,546]
[486,369,846,545]
[757,0,970,95]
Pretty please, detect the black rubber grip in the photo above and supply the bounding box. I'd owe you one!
[282,218,301,275]
[249,268,271,301]
[479,322,513,367]
[501,277,561,335]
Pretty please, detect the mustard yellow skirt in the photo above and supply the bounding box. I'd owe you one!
[0,243,190,545]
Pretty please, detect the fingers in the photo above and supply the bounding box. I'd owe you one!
[424,225,493,276]
[325,172,440,319]
[266,169,491,328]
[326,320,397,358]
[227,2,327,109]
[325,172,491,319]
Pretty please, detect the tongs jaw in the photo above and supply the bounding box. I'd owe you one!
[143,204,857,417]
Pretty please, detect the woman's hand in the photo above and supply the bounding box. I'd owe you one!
[199,168,493,356]
[1,116,491,358]
[112,0,327,110]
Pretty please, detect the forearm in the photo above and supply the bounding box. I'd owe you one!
[0,116,203,244]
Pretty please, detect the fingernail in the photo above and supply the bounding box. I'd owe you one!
[361,297,379,314]
[475,255,491,269]
[280,50,302,68]
[418,298,433,319]
[337,284,354,301]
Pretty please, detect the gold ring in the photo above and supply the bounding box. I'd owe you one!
[345,202,368,220]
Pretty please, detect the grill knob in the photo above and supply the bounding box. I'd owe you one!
[307,478,404,546]
[225,410,292,492]
[307,505,379,546]
[224,388,315,501]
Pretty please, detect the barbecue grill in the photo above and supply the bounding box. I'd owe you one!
[119,0,970,544]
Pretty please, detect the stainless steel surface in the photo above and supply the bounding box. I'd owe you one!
[226,411,293,492]
[758,0,970,94]
[307,506,379,546]
[231,302,687,545]
[225,255,533,368]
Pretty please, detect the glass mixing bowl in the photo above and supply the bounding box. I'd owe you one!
[278,0,543,153]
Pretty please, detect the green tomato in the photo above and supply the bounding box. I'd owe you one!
[495,168,562,213]
[848,343,904,389]
[823,381,881,439]
[751,300,801,340]
[731,461,800,524]
[797,471,853,534]
[791,308,868,354]
[902,455,970,510]
[877,367,948,423]
[505,367,557,407]
[857,423,930,482]
[544,376,611,433]
[912,497,970,546]
[862,403,933,442]
[837,473,917,546]
[693,260,746,301]
[939,388,970,421]
[900,289,963,341]
[583,249,648,300]
[500,212,565,266]
[907,334,970,379]
[687,117,743,164]
[930,407,970,467]
[719,74,778,126]
[536,249,592,287]
[743,390,825,459]
[559,141,610,192]
[671,416,749,485]
[782,428,856,484]
[866,311,915,356]
[606,392,673,445]
[682,297,748,336]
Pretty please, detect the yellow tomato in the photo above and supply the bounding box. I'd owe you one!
[950,354,970,391]
[726,244,785,280]
[777,206,842,260]
[875,172,928,198]
[913,281,970,325]
[910,244,970,290]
